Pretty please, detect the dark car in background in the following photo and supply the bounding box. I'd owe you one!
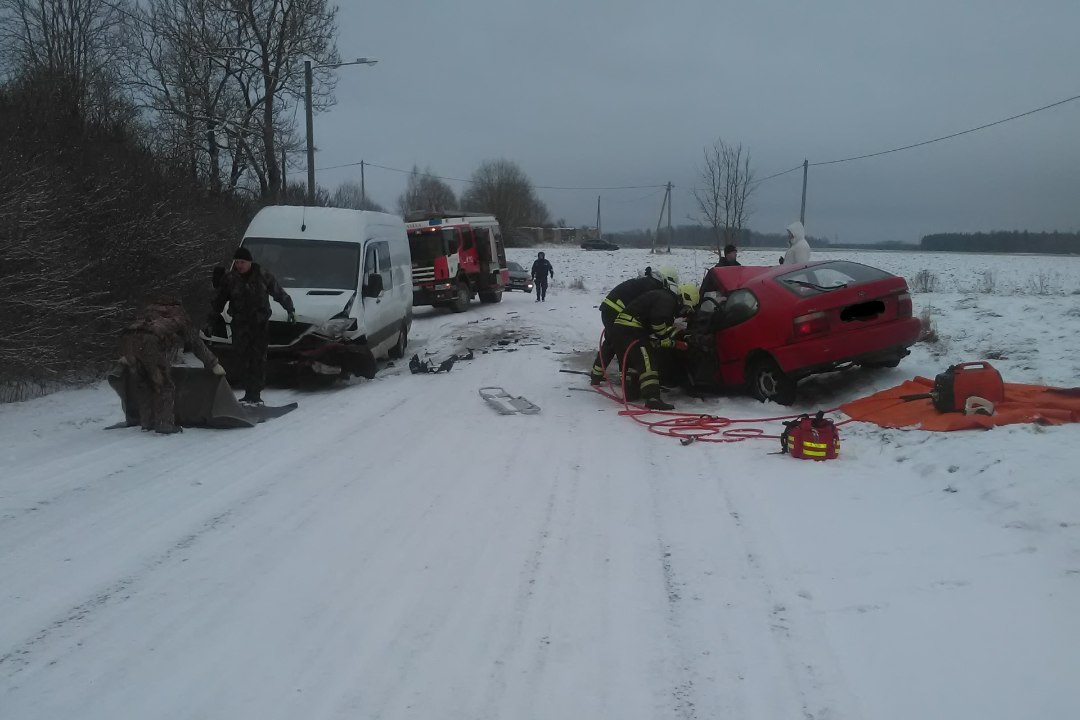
[581,239,620,251]
[506,261,534,292]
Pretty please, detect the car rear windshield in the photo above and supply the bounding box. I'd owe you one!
[242,237,360,290]
[777,261,892,294]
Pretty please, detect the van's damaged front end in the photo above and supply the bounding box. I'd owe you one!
[203,292,376,380]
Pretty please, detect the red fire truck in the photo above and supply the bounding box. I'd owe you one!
[405,213,510,312]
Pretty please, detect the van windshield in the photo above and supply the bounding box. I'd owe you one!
[241,238,360,289]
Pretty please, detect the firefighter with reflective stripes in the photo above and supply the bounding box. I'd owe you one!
[591,266,678,386]
[606,282,700,410]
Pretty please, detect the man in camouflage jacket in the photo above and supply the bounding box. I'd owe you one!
[119,295,226,434]
[210,246,296,405]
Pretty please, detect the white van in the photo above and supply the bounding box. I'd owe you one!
[205,206,413,378]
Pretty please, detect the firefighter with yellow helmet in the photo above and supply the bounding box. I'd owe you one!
[590,266,679,385]
[605,281,700,410]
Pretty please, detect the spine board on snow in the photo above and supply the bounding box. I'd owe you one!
[479,386,540,415]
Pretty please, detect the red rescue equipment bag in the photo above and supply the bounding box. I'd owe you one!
[781,411,840,461]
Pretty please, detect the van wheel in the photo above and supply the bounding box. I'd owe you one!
[389,323,409,359]
[747,355,797,405]
[478,289,503,304]
[450,283,470,313]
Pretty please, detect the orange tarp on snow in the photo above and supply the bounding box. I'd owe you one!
[840,377,1080,431]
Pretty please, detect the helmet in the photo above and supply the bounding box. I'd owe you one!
[656,265,679,291]
[677,283,700,308]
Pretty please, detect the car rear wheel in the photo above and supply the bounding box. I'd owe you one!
[747,355,797,405]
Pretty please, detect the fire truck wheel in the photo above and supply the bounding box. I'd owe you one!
[478,289,503,304]
[450,283,470,313]
[746,355,797,405]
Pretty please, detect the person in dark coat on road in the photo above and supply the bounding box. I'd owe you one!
[210,246,295,406]
[531,252,554,302]
[119,295,226,434]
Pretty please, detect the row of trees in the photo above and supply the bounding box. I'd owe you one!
[0,0,342,200]
[394,161,550,242]
[921,231,1080,254]
[0,1,558,394]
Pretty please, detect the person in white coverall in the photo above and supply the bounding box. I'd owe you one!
[782,221,811,265]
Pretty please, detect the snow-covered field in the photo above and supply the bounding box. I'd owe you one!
[2,247,1079,719]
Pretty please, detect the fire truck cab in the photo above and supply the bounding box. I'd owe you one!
[405,213,509,312]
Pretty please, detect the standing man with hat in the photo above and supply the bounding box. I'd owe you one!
[210,246,296,406]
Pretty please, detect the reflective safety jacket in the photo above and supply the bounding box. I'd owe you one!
[613,288,682,346]
[602,275,667,314]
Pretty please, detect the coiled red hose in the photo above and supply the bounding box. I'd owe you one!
[592,330,845,444]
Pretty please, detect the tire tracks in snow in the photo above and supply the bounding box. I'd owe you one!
[716,482,865,720]
[0,391,415,684]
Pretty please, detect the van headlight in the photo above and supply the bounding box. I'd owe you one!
[316,317,357,337]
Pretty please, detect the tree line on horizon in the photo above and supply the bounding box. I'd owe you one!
[920,231,1080,254]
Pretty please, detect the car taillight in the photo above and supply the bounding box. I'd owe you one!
[793,311,829,338]
[897,292,912,318]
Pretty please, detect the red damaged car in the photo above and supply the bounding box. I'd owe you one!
[689,260,921,404]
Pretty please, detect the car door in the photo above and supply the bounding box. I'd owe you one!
[362,239,394,351]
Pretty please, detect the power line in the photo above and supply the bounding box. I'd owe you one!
[751,164,804,186]
[318,160,668,191]
[810,92,1080,167]
[755,91,1080,183]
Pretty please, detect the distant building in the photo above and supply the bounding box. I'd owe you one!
[515,226,578,245]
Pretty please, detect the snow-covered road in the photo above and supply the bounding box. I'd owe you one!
[2,248,1079,719]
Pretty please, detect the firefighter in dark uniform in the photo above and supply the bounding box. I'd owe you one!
[119,295,226,433]
[211,246,296,405]
[606,282,700,410]
[590,266,679,385]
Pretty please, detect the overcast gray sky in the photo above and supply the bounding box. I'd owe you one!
[309,0,1080,242]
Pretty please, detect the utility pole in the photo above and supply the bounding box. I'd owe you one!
[361,160,366,206]
[280,146,287,201]
[666,181,673,253]
[653,186,669,254]
[800,159,808,225]
[304,57,378,206]
[304,60,315,205]
[596,195,602,240]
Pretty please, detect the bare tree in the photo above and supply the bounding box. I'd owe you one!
[124,0,338,199]
[331,180,385,211]
[460,159,550,242]
[210,0,339,199]
[0,0,131,120]
[397,166,458,215]
[692,139,755,255]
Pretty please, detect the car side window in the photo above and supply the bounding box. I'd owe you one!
[364,243,378,281]
[722,289,759,328]
[376,242,392,289]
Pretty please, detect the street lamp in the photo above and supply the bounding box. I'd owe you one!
[305,57,378,204]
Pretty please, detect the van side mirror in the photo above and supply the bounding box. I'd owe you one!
[363,273,384,297]
[212,265,226,289]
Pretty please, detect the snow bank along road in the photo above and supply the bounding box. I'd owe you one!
[2,248,1079,719]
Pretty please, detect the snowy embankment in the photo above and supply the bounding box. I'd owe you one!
[1,247,1078,719]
